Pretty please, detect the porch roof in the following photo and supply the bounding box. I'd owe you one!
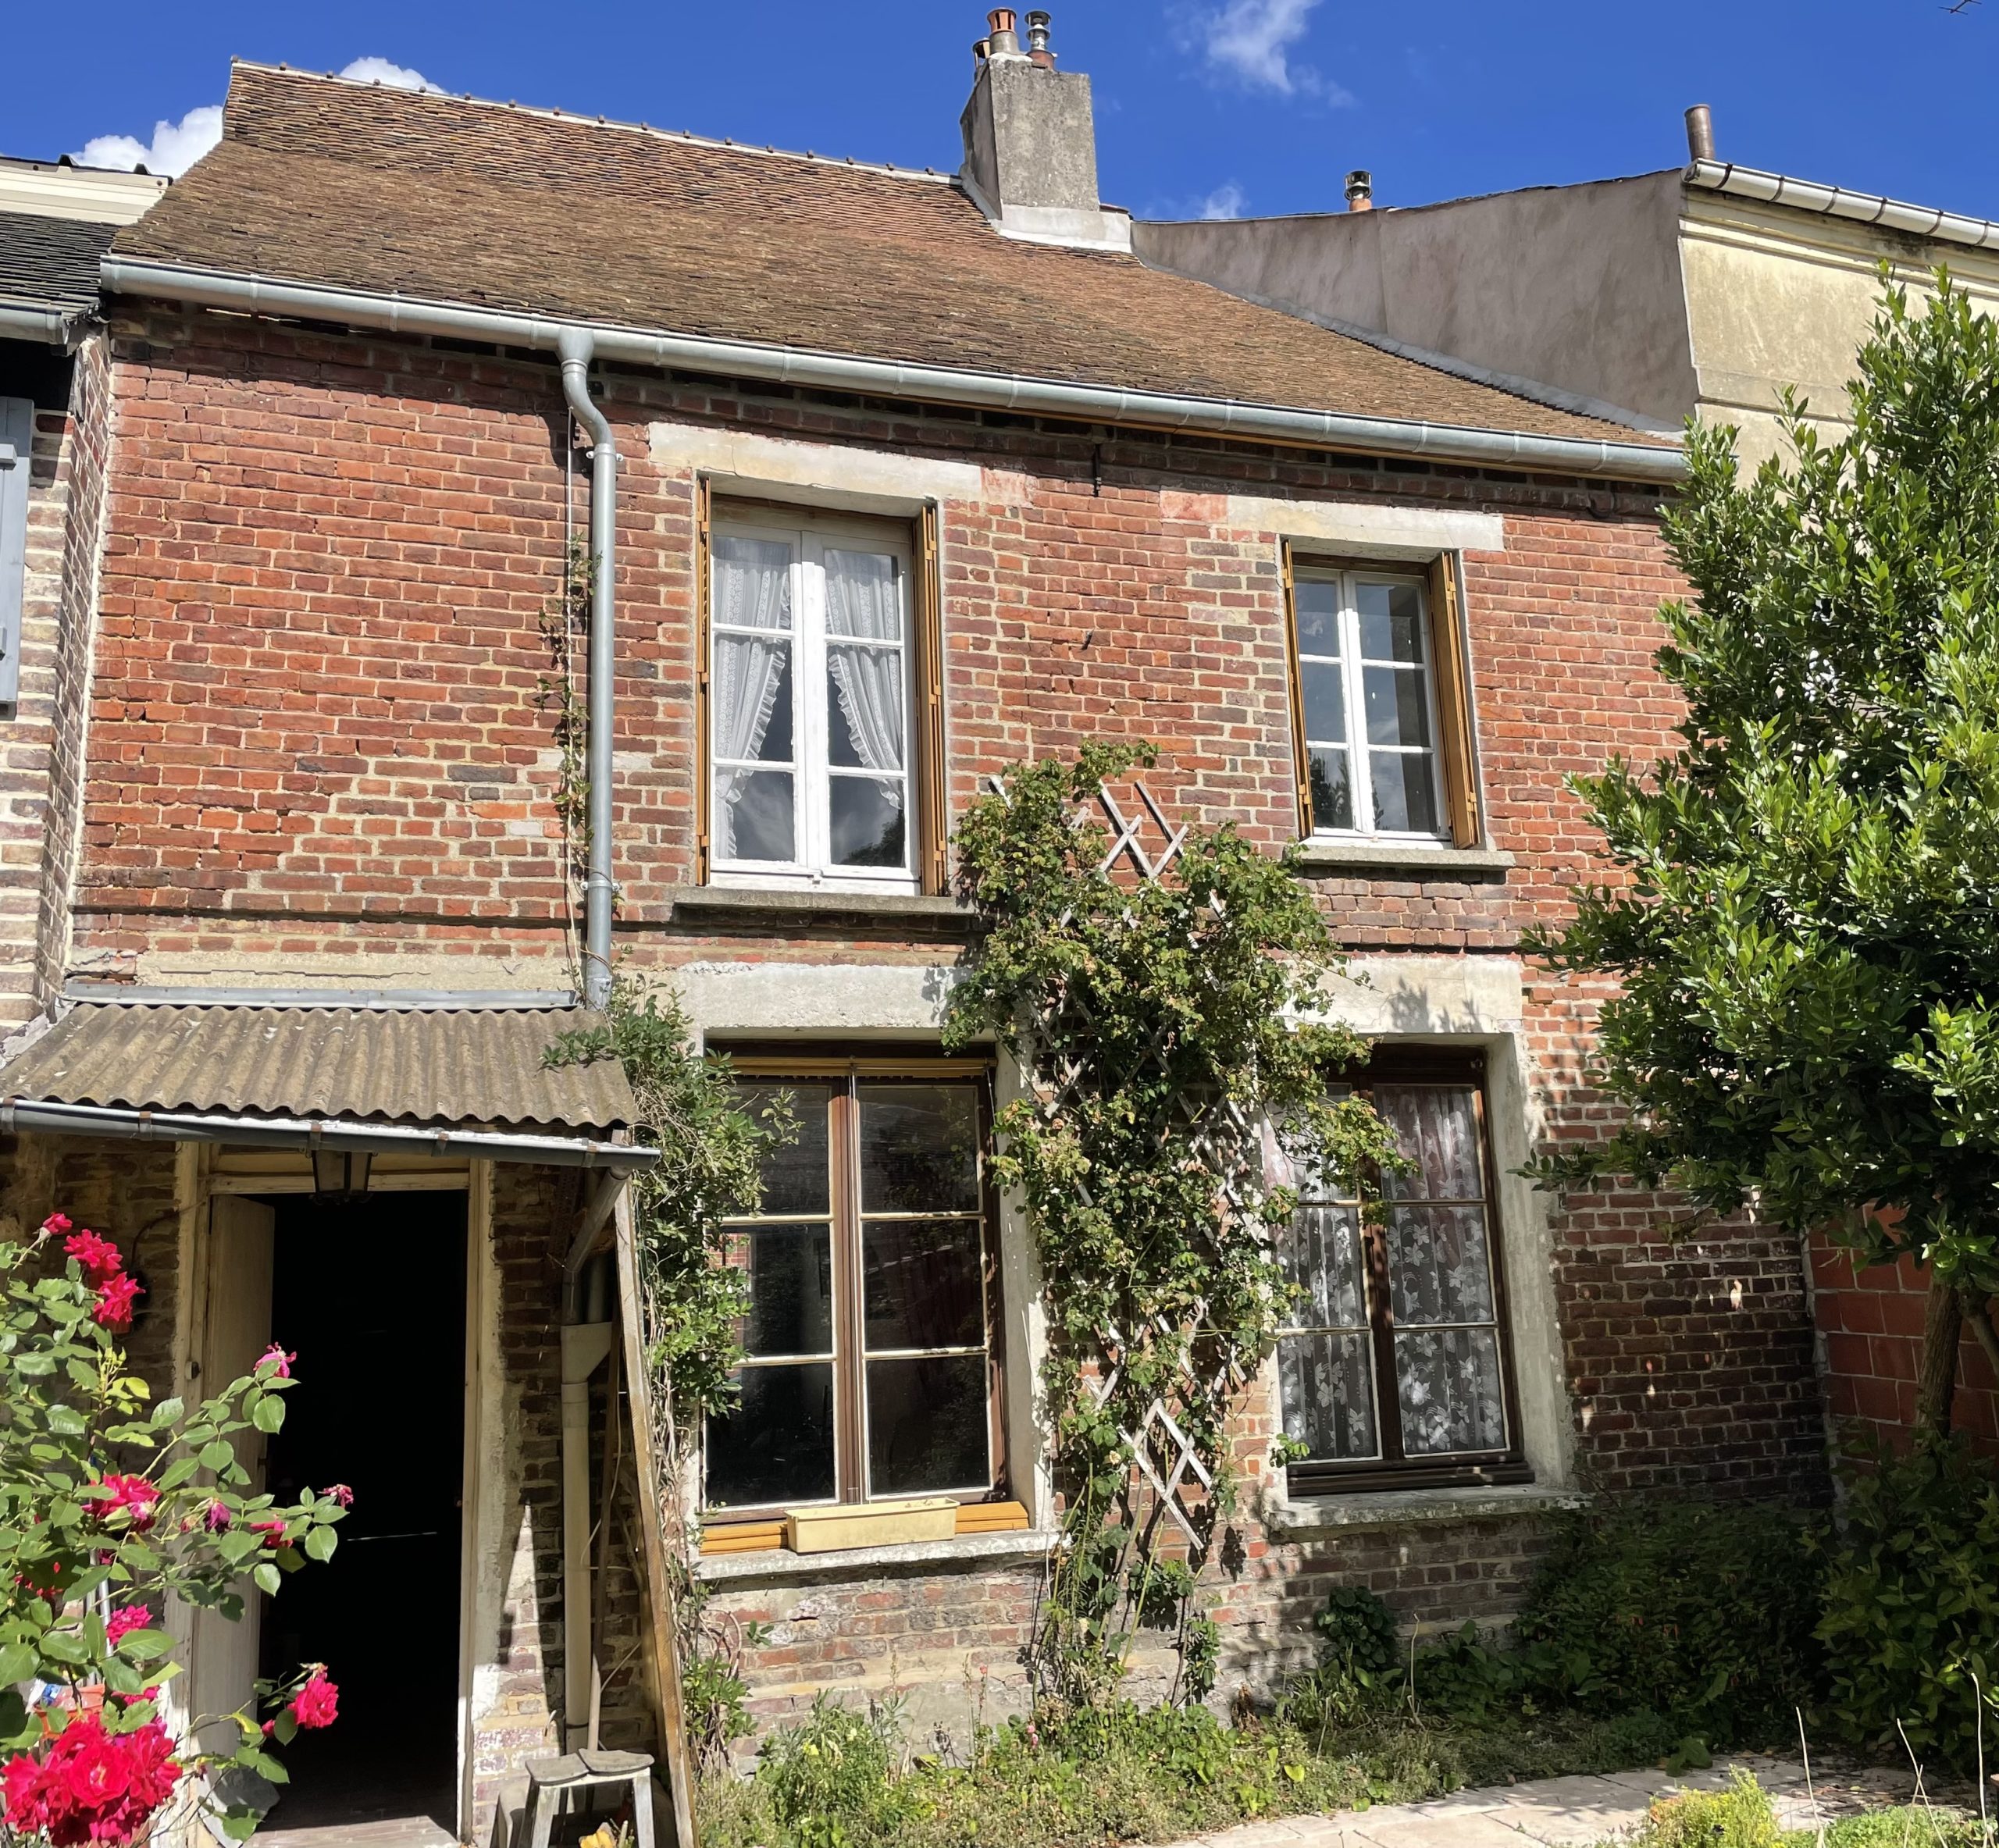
[0,1002,636,1135]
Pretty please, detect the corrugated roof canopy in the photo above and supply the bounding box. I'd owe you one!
[0,1003,635,1134]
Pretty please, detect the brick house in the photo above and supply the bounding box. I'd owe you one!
[0,12,1829,1845]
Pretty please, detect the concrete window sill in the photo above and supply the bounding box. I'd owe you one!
[662,885,982,931]
[693,1528,1056,1585]
[1293,841,1516,879]
[1264,1483,1580,1539]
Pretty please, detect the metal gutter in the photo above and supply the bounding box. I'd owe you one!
[1687,158,1999,252]
[0,1096,660,1169]
[61,983,579,1009]
[556,329,618,1011]
[98,255,1689,483]
[0,304,72,346]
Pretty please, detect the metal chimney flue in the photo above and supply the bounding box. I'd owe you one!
[1684,104,1715,163]
[1025,10,1055,66]
[1344,169,1373,212]
[986,8,1024,56]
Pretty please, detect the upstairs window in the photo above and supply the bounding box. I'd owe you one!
[704,1059,1003,1516]
[700,498,947,893]
[1276,1052,1527,1494]
[1283,554,1482,849]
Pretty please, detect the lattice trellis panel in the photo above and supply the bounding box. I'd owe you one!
[988,772,1264,1547]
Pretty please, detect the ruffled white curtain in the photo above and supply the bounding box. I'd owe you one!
[711,537,793,858]
[825,549,905,803]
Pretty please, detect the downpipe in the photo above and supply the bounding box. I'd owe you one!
[557,329,618,1012]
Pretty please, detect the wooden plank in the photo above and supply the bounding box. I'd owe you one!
[614,1192,698,1848]
[1427,554,1481,849]
[1279,542,1313,839]
[956,1501,1029,1534]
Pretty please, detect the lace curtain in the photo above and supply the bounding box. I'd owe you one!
[711,537,793,859]
[825,549,905,801]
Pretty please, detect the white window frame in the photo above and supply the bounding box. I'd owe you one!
[710,508,918,893]
[1295,564,1450,846]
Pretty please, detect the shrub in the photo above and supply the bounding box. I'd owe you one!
[755,1697,906,1848]
[1816,1432,1999,1773]
[1629,1771,1784,1848]
[1509,1497,1821,1740]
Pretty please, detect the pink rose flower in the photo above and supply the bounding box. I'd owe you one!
[205,1501,230,1533]
[290,1674,339,1731]
[324,1484,354,1508]
[92,1273,142,1331]
[105,1606,151,1647]
[39,1212,72,1237]
[83,1475,160,1532]
[63,1228,123,1287]
[259,1345,295,1380]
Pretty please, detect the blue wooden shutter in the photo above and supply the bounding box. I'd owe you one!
[0,397,31,708]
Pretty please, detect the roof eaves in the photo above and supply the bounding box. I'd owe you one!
[1686,158,1999,252]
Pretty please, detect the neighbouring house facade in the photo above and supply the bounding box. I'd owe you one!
[0,14,1833,1845]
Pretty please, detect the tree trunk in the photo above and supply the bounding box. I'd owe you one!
[1914,1274,1965,1435]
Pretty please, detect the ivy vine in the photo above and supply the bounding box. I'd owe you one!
[944,744,1397,1707]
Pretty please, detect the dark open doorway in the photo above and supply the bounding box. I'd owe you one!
[258,1190,469,1834]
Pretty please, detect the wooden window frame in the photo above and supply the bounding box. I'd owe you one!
[701,1051,1008,1526]
[1282,547,1482,849]
[696,490,950,892]
[1281,1046,1530,1497]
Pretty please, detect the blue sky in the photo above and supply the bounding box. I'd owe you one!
[5,1,1997,224]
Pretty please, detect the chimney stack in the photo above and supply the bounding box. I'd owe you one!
[960,9,1126,247]
[1684,104,1715,163]
[1344,169,1373,212]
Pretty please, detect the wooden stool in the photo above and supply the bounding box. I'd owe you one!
[518,1749,657,1848]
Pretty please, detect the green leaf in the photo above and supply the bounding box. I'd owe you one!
[116,1627,177,1663]
[251,1395,284,1435]
[252,1561,282,1596]
[304,1526,337,1563]
[151,1396,185,1426]
[44,1404,87,1436]
[0,1642,36,1682]
[200,1440,236,1471]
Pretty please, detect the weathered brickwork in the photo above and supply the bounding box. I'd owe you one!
[1811,1241,1999,1457]
[12,304,1833,1782]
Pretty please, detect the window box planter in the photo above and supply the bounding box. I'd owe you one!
[786,1497,958,1554]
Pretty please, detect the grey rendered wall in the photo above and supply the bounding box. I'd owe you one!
[1135,170,1699,429]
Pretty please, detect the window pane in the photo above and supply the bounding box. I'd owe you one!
[716,768,796,862]
[1394,1328,1506,1455]
[859,1084,982,1213]
[825,549,904,643]
[1278,1331,1378,1461]
[1309,748,1353,831]
[1301,661,1345,744]
[714,635,793,763]
[828,776,907,869]
[1294,578,1338,650]
[1357,582,1424,664]
[1368,751,1438,835]
[1363,666,1431,748]
[1278,1204,1367,1330]
[712,536,793,631]
[1384,1205,1497,1326]
[867,1354,989,1495]
[1379,1087,1484,1200]
[828,644,906,772]
[739,1083,832,1215]
[864,1218,984,1351]
[728,1223,835,1357]
[705,1363,836,1508]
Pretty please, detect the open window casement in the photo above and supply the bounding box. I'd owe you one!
[1283,545,1482,849]
[697,493,949,893]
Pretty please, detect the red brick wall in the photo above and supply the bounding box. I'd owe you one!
[1811,1241,1999,1456]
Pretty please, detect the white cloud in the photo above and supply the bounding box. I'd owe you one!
[337,56,444,93]
[73,105,223,177]
[70,57,441,177]
[1174,0,1349,101]
[1197,182,1249,220]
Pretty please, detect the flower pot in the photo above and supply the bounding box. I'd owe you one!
[784,1497,958,1554]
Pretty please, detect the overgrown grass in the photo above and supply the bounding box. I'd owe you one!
[1616,1770,1991,1848]
[695,1699,1691,1848]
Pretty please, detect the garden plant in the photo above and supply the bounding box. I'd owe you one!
[1,1211,348,1845]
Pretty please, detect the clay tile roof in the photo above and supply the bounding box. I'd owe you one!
[0,210,117,314]
[111,64,1666,448]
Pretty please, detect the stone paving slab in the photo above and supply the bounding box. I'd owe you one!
[1174,1757,1929,1848]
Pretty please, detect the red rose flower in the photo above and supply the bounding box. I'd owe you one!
[62,1229,123,1286]
[204,1501,230,1533]
[105,1606,151,1648]
[1,1714,180,1847]
[92,1273,142,1332]
[83,1476,160,1533]
[290,1674,339,1731]
[39,1212,72,1237]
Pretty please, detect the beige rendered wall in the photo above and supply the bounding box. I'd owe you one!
[1679,189,1999,468]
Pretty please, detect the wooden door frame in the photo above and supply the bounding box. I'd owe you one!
[173,1148,488,1844]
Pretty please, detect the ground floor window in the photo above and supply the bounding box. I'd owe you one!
[704,1054,1003,1515]
[1277,1049,1528,1494]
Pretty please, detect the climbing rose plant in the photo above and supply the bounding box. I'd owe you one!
[0,1213,347,1844]
[944,744,1400,1705]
